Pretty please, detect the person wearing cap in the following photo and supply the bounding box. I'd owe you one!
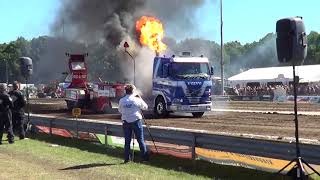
[118,84,149,163]
[0,84,15,144]
[9,81,26,139]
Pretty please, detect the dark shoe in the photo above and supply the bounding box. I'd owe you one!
[0,142,2,145]
[124,159,130,164]
[142,153,149,162]
[19,136,25,140]
[8,140,14,144]
[141,158,149,163]
[141,155,149,163]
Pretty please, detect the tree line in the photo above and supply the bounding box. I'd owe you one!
[1,31,320,83]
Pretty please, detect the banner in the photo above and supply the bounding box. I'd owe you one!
[195,148,320,173]
[287,95,320,103]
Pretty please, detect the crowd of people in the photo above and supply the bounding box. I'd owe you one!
[0,81,26,145]
[229,83,320,97]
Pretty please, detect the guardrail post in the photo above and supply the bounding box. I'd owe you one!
[49,119,53,136]
[192,133,196,160]
[76,118,79,139]
[104,126,108,147]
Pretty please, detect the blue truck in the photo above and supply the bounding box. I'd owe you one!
[151,53,213,118]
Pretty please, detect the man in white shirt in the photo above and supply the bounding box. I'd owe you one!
[118,84,149,163]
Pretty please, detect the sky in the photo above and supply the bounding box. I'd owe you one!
[198,0,320,43]
[0,0,60,43]
[0,0,320,44]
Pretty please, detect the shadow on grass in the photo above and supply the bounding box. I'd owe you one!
[60,163,121,170]
[28,133,289,180]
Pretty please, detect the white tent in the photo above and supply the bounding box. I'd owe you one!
[228,64,320,87]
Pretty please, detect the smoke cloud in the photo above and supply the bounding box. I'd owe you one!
[53,0,205,45]
[33,37,86,83]
[228,34,278,77]
[49,0,206,92]
[52,0,145,45]
[143,0,205,40]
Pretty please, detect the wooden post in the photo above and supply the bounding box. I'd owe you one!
[104,126,108,147]
[49,119,53,136]
[192,133,196,160]
[76,118,79,139]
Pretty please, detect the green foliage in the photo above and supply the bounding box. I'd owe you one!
[305,31,320,64]
[1,32,320,82]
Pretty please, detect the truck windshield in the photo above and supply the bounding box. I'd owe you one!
[71,62,85,70]
[170,63,210,79]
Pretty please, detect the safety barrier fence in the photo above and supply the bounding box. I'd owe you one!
[212,95,272,101]
[30,114,320,172]
[213,95,320,103]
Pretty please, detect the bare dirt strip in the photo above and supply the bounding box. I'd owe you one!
[30,99,320,142]
[212,101,320,112]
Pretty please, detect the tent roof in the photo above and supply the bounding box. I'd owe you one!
[228,64,320,83]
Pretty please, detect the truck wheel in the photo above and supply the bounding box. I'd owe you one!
[192,112,204,118]
[154,97,168,118]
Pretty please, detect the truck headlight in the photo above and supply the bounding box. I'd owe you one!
[204,88,211,96]
[171,106,178,111]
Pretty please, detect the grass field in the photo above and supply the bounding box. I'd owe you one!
[0,134,306,180]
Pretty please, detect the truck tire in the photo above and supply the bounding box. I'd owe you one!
[192,112,204,118]
[154,97,168,118]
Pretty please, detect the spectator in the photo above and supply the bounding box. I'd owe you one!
[0,84,15,144]
[229,83,320,97]
[118,84,149,163]
[9,81,26,140]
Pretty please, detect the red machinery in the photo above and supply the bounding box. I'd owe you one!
[64,53,125,113]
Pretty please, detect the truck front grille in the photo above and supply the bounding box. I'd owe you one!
[186,88,202,97]
[187,97,201,104]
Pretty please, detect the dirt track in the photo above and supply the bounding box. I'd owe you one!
[213,101,320,112]
[30,99,320,141]
[30,98,320,112]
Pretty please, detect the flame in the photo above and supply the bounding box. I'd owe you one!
[136,16,167,53]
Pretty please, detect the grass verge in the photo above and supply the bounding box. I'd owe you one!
[0,134,292,180]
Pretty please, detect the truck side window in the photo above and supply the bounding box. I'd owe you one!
[156,64,163,78]
[162,64,169,77]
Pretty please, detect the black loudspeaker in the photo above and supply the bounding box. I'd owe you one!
[276,17,307,65]
[19,57,33,78]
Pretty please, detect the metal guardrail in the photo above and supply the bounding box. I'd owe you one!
[30,114,320,165]
[211,95,273,101]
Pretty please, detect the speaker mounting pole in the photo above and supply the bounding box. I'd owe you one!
[278,62,320,178]
[19,57,33,133]
[5,59,9,84]
[220,0,224,96]
[25,77,30,129]
[292,64,300,158]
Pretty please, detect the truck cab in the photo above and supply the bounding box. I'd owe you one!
[64,53,126,113]
[152,54,213,118]
[65,54,89,110]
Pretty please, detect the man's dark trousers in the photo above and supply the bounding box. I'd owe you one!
[12,111,25,139]
[123,120,148,161]
[0,111,14,144]
[9,89,26,139]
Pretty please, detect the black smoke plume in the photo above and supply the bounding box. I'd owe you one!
[47,0,206,85]
[53,0,205,44]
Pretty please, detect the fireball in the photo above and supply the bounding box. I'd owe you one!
[136,16,167,53]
